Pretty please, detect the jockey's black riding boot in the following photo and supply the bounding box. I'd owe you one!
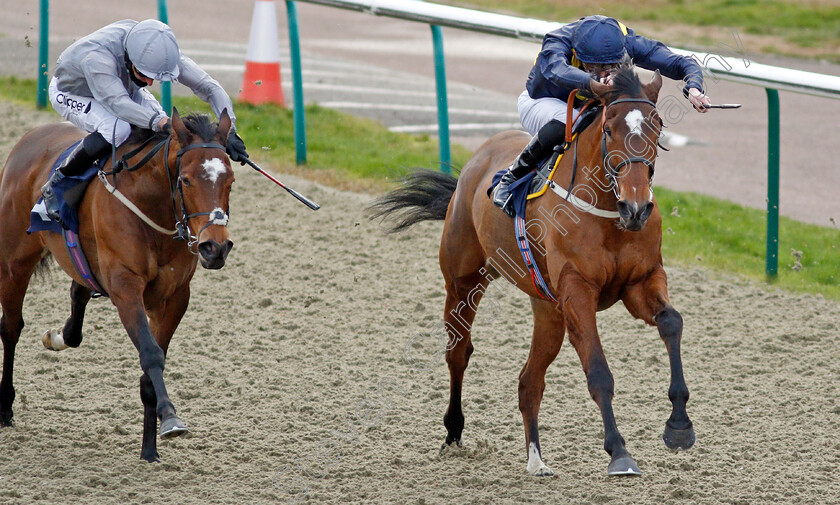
[491,119,564,217]
[41,132,109,222]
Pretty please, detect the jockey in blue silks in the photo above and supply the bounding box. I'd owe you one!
[491,15,711,217]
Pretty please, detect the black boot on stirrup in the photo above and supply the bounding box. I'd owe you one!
[490,133,547,218]
[40,132,109,224]
[491,169,518,217]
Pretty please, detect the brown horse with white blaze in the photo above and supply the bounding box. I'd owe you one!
[370,65,695,476]
[0,108,234,461]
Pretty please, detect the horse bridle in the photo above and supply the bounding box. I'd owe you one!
[102,133,230,253]
[162,139,230,251]
[599,97,659,199]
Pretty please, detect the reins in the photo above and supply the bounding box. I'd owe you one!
[97,132,229,252]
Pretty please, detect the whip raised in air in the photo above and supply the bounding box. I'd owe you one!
[243,158,320,210]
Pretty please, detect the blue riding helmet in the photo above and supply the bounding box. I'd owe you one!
[572,16,627,64]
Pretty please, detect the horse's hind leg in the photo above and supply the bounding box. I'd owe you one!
[518,297,564,476]
[440,269,486,452]
[0,252,42,426]
[43,281,92,351]
[561,268,640,476]
[622,266,694,450]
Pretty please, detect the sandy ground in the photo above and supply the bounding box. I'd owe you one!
[3,2,840,226]
[1,101,840,505]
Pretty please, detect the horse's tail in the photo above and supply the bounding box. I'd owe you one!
[367,168,457,232]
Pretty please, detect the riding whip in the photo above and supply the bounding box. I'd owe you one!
[242,158,320,210]
[702,104,742,109]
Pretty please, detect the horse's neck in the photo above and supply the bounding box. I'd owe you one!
[558,125,617,208]
[108,147,177,222]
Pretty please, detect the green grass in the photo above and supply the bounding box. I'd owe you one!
[657,188,840,299]
[2,76,470,190]
[446,0,840,52]
[2,76,839,299]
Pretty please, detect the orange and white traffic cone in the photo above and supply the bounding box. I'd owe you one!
[239,0,285,106]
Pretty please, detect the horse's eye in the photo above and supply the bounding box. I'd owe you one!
[181,177,191,187]
[604,126,613,139]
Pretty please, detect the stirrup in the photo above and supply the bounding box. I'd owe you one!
[41,173,65,221]
[492,171,517,218]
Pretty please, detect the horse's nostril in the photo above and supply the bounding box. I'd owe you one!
[640,202,655,221]
[198,241,219,259]
[616,200,633,220]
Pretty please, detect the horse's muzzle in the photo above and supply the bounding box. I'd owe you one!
[198,239,234,269]
[616,200,654,231]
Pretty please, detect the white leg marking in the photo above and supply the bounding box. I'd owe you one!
[526,442,554,476]
[42,329,68,351]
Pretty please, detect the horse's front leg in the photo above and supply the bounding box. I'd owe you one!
[561,268,640,476]
[622,267,694,450]
[108,270,187,462]
[141,283,192,462]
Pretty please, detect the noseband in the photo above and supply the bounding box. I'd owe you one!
[600,98,658,198]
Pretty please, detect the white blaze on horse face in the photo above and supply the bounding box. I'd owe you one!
[202,158,227,184]
[625,109,644,135]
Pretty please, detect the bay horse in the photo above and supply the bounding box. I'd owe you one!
[370,65,695,476]
[0,109,235,461]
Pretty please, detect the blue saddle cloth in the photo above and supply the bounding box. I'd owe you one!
[27,141,106,235]
[489,170,539,218]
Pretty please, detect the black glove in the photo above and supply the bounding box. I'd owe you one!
[227,130,249,165]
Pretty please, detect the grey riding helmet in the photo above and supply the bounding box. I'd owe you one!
[124,19,180,81]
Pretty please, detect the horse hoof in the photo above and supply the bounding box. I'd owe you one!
[0,411,13,428]
[141,450,161,463]
[607,454,642,476]
[526,461,555,477]
[42,329,68,351]
[159,416,189,439]
[526,443,555,477]
[663,424,695,450]
[439,438,463,456]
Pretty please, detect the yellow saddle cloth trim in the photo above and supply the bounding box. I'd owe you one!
[526,132,579,200]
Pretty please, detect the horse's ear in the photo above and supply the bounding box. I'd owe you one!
[215,108,232,146]
[171,107,192,146]
[644,70,663,103]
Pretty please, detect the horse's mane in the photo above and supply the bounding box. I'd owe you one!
[600,58,643,102]
[124,112,219,147]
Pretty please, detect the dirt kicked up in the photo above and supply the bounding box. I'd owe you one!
[0,100,839,504]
